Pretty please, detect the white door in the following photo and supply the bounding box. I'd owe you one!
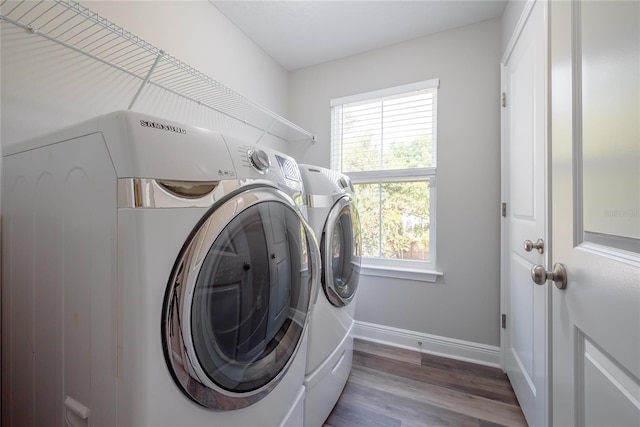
[501,1,549,426]
[550,1,640,426]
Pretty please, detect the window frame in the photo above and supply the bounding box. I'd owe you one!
[330,79,443,282]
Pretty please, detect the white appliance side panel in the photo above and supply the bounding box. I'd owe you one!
[34,171,61,426]
[2,117,102,157]
[2,165,36,426]
[2,134,118,427]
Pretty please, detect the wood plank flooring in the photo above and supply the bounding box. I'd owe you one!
[324,339,528,427]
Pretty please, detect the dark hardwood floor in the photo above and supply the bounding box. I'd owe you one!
[324,339,528,427]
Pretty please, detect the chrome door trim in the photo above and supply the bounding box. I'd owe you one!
[118,177,305,209]
[162,186,319,410]
[306,194,336,208]
[118,178,222,208]
[119,178,291,208]
[322,195,361,307]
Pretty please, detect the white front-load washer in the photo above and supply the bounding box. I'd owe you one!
[298,165,361,427]
[1,111,320,427]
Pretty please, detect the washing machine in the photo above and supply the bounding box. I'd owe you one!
[1,110,320,427]
[298,165,361,427]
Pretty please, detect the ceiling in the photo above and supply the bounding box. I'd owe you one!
[210,1,507,71]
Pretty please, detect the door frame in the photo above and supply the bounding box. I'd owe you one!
[499,0,551,425]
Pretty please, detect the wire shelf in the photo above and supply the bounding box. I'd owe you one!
[0,0,314,143]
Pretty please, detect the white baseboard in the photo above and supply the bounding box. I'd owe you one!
[354,321,502,369]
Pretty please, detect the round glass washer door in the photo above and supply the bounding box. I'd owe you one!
[162,186,319,410]
[322,195,361,307]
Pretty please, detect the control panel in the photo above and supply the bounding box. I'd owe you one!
[227,142,303,194]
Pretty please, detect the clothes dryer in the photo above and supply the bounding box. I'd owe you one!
[298,165,361,427]
[1,111,320,427]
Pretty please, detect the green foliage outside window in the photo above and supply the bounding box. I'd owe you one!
[343,137,432,261]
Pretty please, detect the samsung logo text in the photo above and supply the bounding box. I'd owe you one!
[140,120,187,134]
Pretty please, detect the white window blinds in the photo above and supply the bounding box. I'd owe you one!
[329,79,439,273]
[331,79,438,174]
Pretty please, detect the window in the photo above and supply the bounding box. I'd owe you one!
[331,79,440,281]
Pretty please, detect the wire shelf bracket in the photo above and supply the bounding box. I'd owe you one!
[0,0,315,144]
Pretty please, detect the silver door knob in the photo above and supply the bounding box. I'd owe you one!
[530,263,568,289]
[524,238,545,254]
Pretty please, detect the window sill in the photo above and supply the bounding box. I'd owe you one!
[360,263,443,283]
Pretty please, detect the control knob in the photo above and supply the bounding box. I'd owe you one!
[339,176,351,190]
[248,148,270,172]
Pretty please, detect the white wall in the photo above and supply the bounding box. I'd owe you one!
[289,18,503,347]
[0,1,291,149]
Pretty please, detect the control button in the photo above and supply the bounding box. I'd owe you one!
[248,148,270,172]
